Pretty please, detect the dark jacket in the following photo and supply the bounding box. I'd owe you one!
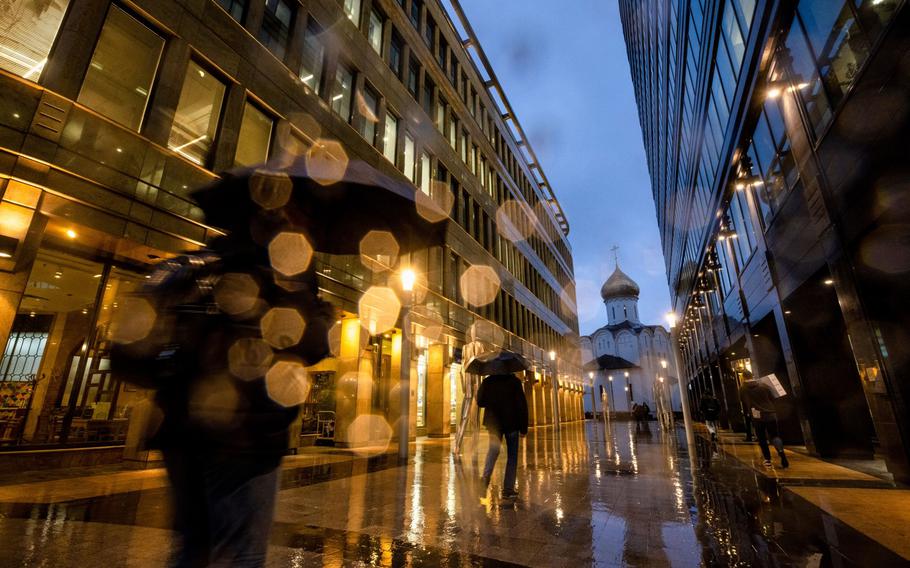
[739,380,777,422]
[477,374,529,435]
[113,241,334,466]
[700,395,721,421]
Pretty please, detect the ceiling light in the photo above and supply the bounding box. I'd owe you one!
[332,94,344,101]
[66,229,77,239]
[823,279,834,285]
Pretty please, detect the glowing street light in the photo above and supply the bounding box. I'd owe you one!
[398,267,418,461]
[548,350,556,361]
[661,359,668,369]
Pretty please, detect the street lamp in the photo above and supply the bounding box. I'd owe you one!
[607,374,615,413]
[588,371,596,417]
[398,268,416,461]
[666,310,695,450]
[624,370,631,408]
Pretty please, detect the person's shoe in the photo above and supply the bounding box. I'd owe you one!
[499,492,518,507]
[780,454,789,469]
[763,460,772,468]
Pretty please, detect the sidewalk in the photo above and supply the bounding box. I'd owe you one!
[702,425,910,561]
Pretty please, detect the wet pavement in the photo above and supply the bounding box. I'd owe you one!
[0,420,906,567]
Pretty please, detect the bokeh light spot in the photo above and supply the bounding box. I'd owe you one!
[265,360,311,407]
[214,273,260,315]
[460,265,500,307]
[359,230,400,273]
[260,307,306,349]
[249,170,293,210]
[358,286,401,336]
[496,200,535,243]
[306,139,349,186]
[268,232,314,276]
[228,338,274,380]
[110,297,157,344]
[415,181,455,223]
[347,414,393,457]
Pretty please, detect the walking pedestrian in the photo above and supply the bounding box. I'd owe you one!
[700,392,721,441]
[113,238,335,567]
[739,371,789,469]
[477,372,529,503]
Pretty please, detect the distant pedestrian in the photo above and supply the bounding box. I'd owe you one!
[477,373,529,502]
[700,392,721,441]
[739,371,789,469]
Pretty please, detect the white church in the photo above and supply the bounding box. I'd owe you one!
[581,264,681,416]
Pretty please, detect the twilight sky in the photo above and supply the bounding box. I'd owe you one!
[457,0,672,335]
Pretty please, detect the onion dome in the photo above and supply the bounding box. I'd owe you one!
[600,266,640,300]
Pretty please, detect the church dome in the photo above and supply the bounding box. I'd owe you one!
[601,266,640,299]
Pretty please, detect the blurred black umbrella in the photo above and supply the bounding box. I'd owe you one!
[191,147,448,255]
[465,350,531,376]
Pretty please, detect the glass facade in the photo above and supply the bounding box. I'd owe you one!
[331,64,354,120]
[78,6,164,131]
[234,102,273,167]
[168,61,226,166]
[260,0,294,60]
[383,113,398,163]
[300,21,324,94]
[0,0,70,80]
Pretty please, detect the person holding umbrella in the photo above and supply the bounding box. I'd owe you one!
[470,350,530,503]
[113,147,448,566]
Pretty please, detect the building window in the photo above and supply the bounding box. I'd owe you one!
[460,130,468,163]
[797,0,870,109]
[409,0,421,28]
[215,0,247,22]
[331,64,354,121]
[407,58,419,97]
[260,0,294,61]
[403,134,416,182]
[368,8,384,55]
[419,152,431,194]
[422,76,435,115]
[383,113,399,164]
[0,0,70,80]
[389,30,404,77]
[782,19,832,138]
[343,0,362,27]
[234,102,273,167]
[358,85,379,145]
[78,6,164,131]
[424,15,435,49]
[438,37,448,70]
[168,61,226,166]
[300,20,325,94]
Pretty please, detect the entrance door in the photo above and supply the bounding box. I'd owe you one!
[783,270,876,458]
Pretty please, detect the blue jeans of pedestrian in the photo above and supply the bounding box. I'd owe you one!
[164,448,280,567]
[483,430,520,495]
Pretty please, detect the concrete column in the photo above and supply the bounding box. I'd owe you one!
[425,343,449,438]
[333,318,372,448]
[525,380,535,427]
[40,0,108,99]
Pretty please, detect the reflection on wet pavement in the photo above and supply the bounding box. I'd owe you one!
[0,421,905,566]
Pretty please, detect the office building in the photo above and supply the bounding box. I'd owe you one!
[620,0,909,482]
[0,0,581,467]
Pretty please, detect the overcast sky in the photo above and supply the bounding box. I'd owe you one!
[457,0,671,335]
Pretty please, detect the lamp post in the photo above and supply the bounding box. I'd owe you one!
[608,375,615,414]
[588,371,596,418]
[666,311,696,450]
[549,350,561,429]
[398,267,416,461]
[624,370,631,409]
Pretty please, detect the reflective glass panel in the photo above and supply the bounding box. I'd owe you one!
[0,0,69,80]
[358,85,379,144]
[331,64,354,120]
[168,61,226,166]
[78,6,164,131]
[300,21,324,94]
[344,0,362,26]
[234,102,272,167]
[368,9,383,54]
[383,113,398,163]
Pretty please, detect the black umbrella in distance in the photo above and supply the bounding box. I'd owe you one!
[465,350,531,376]
[191,144,449,255]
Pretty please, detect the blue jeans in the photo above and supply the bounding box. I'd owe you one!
[483,430,520,495]
[165,449,280,567]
